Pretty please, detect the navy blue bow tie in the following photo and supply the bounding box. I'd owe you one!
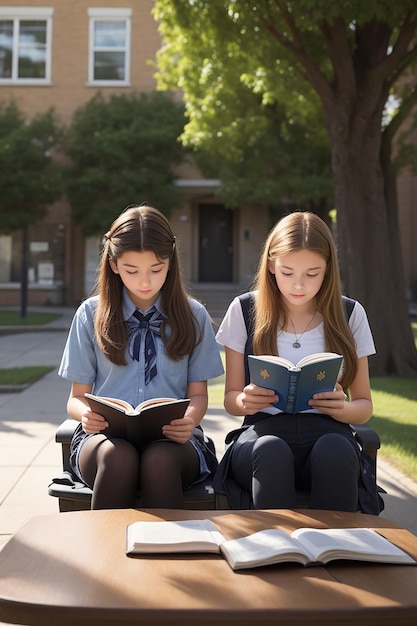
[130,308,164,383]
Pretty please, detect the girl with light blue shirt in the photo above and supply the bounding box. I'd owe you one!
[59,205,223,509]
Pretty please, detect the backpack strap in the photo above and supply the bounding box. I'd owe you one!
[342,295,356,321]
[239,292,356,386]
[238,292,255,386]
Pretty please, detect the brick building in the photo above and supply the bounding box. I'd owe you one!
[0,0,269,307]
[0,1,415,306]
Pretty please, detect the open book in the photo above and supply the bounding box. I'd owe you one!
[248,352,344,413]
[125,519,415,570]
[85,393,189,449]
[126,519,225,554]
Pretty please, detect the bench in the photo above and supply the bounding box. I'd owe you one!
[48,418,381,511]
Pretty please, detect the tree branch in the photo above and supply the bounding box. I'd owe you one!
[258,1,334,108]
[367,14,417,88]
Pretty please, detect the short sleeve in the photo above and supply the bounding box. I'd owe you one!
[187,299,224,382]
[216,296,248,354]
[58,298,99,385]
[349,300,376,358]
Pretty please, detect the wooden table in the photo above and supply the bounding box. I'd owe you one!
[0,508,417,626]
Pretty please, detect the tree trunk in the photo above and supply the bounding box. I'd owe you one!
[327,108,417,377]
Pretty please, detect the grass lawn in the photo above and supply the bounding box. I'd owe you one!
[0,365,55,385]
[369,321,417,480]
[0,310,59,385]
[369,377,417,479]
[0,310,61,325]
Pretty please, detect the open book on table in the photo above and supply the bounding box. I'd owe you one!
[248,352,344,413]
[125,519,416,570]
[85,393,189,449]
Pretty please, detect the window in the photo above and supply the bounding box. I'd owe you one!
[0,7,52,84]
[88,8,131,85]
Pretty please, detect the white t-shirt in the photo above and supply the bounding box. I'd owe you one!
[216,292,376,361]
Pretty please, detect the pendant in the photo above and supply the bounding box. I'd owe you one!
[293,341,301,349]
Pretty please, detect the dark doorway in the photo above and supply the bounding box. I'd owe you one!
[198,204,233,281]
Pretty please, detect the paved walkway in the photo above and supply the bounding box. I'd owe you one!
[1,307,417,553]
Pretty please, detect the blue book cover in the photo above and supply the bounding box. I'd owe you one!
[248,353,344,414]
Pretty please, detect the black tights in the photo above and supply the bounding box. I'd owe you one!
[231,432,360,511]
[79,436,200,509]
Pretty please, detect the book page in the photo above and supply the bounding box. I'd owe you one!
[249,355,296,369]
[220,529,311,569]
[85,393,132,412]
[295,353,342,368]
[127,398,189,417]
[126,519,225,554]
[136,397,178,411]
[291,527,416,564]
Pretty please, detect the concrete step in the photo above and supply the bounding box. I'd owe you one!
[190,283,247,323]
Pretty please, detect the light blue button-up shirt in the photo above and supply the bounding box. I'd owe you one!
[59,290,224,405]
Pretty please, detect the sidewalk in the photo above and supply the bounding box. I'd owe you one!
[1,307,417,552]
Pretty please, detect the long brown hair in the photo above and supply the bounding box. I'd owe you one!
[93,204,200,365]
[253,211,358,390]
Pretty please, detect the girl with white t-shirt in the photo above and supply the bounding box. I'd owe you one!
[215,211,376,511]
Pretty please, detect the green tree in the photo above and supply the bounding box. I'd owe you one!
[154,0,417,377]
[0,101,63,316]
[65,91,187,235]
[0,102,62,230]
[194,89,333,215]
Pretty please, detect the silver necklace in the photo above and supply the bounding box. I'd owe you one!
[288,310,317,348]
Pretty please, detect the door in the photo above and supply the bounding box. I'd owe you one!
[198,204,233,281]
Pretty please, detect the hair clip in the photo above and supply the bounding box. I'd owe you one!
[104,231,111,242]
[172,236,176,248]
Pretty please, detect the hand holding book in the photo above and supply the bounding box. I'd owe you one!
[85,393,189,449]
[248,352,344,413]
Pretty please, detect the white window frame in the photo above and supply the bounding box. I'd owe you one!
[0,7,53,85]
[87,8,131,86]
